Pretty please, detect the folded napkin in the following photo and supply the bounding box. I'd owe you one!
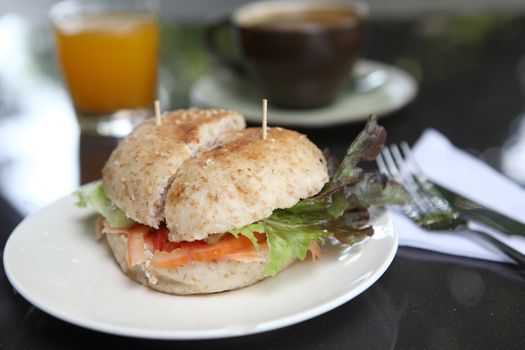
[395,129,525,264]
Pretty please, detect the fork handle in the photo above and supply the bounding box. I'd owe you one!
[466,229,525,267]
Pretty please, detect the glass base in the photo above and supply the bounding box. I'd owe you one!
[76,108,151,137]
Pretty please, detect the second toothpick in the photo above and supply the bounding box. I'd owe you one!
[262,98,267,140]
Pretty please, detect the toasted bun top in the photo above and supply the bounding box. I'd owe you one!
[165,127,329,241]
[102,108,245,228]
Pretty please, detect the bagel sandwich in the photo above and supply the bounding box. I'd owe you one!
[75,109,408,295]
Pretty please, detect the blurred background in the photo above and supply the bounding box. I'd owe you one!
[1,0,525,218]
[3,0,525,19]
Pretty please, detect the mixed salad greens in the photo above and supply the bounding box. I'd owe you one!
[75,116,409,277]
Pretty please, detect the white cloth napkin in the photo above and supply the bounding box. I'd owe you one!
[395,129,525,264]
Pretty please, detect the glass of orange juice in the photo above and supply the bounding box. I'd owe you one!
[50,0,159,137]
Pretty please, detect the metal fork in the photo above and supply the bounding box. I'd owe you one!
[377,141,525,267]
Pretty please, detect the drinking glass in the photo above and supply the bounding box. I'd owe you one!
[51,0,159,137]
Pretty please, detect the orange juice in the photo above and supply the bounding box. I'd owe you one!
[54,13,158,115]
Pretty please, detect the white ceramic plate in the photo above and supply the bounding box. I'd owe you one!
[190,59,417,127]
[3,195,397,340]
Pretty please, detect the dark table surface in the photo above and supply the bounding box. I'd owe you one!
[2,11,525,350]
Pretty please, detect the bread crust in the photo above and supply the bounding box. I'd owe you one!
[165,127,329,241]
[102,109,245,228]
[105,233,269,294]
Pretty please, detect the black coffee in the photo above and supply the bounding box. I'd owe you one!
[243,8,361,31]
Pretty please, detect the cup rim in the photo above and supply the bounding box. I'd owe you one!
[50,0,159,24]
[232,0,369,29]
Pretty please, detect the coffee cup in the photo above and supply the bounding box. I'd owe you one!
[205,0,368,109]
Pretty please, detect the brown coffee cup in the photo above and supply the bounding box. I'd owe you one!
[205,0,368,109]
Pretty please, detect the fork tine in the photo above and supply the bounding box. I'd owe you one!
[398,142,450,212]
[400,142,426,177]
[379,146,428,215]
[400,141,433,191]
[388,144,437,213]
[376,152,388,175]
[380,146,400,178]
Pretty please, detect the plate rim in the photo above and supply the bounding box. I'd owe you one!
[3,195,398,340]
[190,59,418,127]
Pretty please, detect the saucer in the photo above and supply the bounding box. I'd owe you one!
[190,59,417,127]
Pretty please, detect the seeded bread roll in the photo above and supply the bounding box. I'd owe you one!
[165,127,329,242]
[102,109,245,228]
[105,233,268,294]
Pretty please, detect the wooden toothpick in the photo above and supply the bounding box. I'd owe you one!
[262,98,268,140]
[154,100,162,126]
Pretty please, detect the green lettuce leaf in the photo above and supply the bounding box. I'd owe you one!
[262,220,326,276]
[73,181,135,229]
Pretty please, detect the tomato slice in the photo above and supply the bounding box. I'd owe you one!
[145,226,182,252]
[146,227,166,251]
[148,232,266,268]
[141,224,268,268]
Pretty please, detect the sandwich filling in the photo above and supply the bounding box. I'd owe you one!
[100,219,270,268]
